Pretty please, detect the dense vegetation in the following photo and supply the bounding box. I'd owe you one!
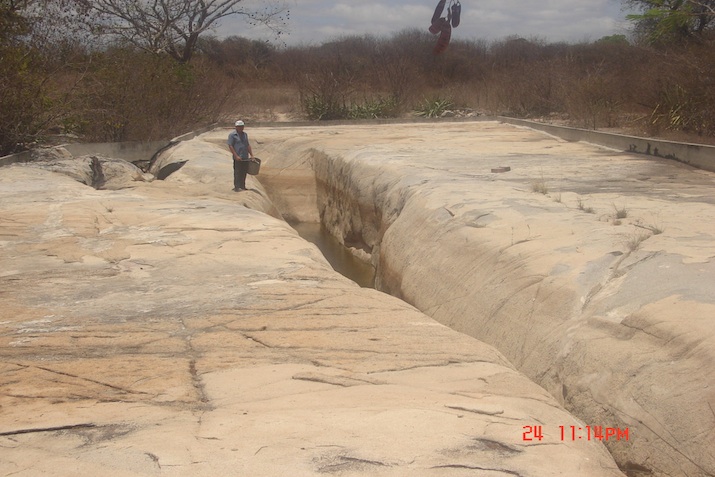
[2,0,715,156]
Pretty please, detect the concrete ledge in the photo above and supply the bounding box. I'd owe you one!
[500,116,715,173]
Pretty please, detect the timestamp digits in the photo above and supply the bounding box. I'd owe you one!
[522,425,630,442]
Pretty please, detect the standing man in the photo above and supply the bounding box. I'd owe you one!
[227,120,254,191]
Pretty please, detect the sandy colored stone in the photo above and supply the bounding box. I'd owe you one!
[0,143,623,476]
[215,121,715,477]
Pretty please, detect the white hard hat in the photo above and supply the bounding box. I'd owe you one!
[235,120,245,126]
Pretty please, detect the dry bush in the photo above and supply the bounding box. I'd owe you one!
[221,86,301,121]
[0,44,46,154]
[72,49,231,142]
[389,29,443,88]
[486,64,557,117]
[477,38,565,117]
[295,49,358,120]
[293,35,407,120]
[563,69,623,129]
[636,43,715,139]
[372,38,422,107]
[7,21,715,152]
[0,2,90,154]
[556,41,646,130]
[198,35,279,82]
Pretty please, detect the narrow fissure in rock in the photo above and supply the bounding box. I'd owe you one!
[258,147,650,477]
[290,221,376,288]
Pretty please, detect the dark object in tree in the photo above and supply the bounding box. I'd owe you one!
[431,0,447,24]
[428,0,461,55]
[432,18,452,55]
[451,1,461,28]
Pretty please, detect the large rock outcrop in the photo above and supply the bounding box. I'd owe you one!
[0,139,625,476]
[244,121,715,477]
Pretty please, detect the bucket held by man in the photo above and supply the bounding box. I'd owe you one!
[248,157,261,175]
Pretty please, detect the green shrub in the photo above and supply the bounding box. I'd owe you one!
[301,94,347,121]
[348,97,399,119]
[414,97,454,118]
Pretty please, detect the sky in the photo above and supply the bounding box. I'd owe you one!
[217,0,638,46]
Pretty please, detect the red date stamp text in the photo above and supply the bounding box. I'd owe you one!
[522,425,630,442]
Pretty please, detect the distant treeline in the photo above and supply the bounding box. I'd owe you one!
[2,0,715,155]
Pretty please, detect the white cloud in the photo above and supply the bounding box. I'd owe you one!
[217,0,636,46]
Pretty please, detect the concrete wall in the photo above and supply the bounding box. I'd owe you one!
[500,117,715,173]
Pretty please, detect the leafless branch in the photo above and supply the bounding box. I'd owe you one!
[77,0,289,62]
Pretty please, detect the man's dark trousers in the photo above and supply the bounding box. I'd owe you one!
[233,160,249,190]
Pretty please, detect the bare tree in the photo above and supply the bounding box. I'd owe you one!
[1,0,93,155]
[2,0,89,44]
[76,0,289,62]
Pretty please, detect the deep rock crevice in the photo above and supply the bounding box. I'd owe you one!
[258,135,715,477]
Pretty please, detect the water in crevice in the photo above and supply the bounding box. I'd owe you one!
[291,222,375,288]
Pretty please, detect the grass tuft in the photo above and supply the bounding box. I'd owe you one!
[577,197,595,214]
[613,203,628,219]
